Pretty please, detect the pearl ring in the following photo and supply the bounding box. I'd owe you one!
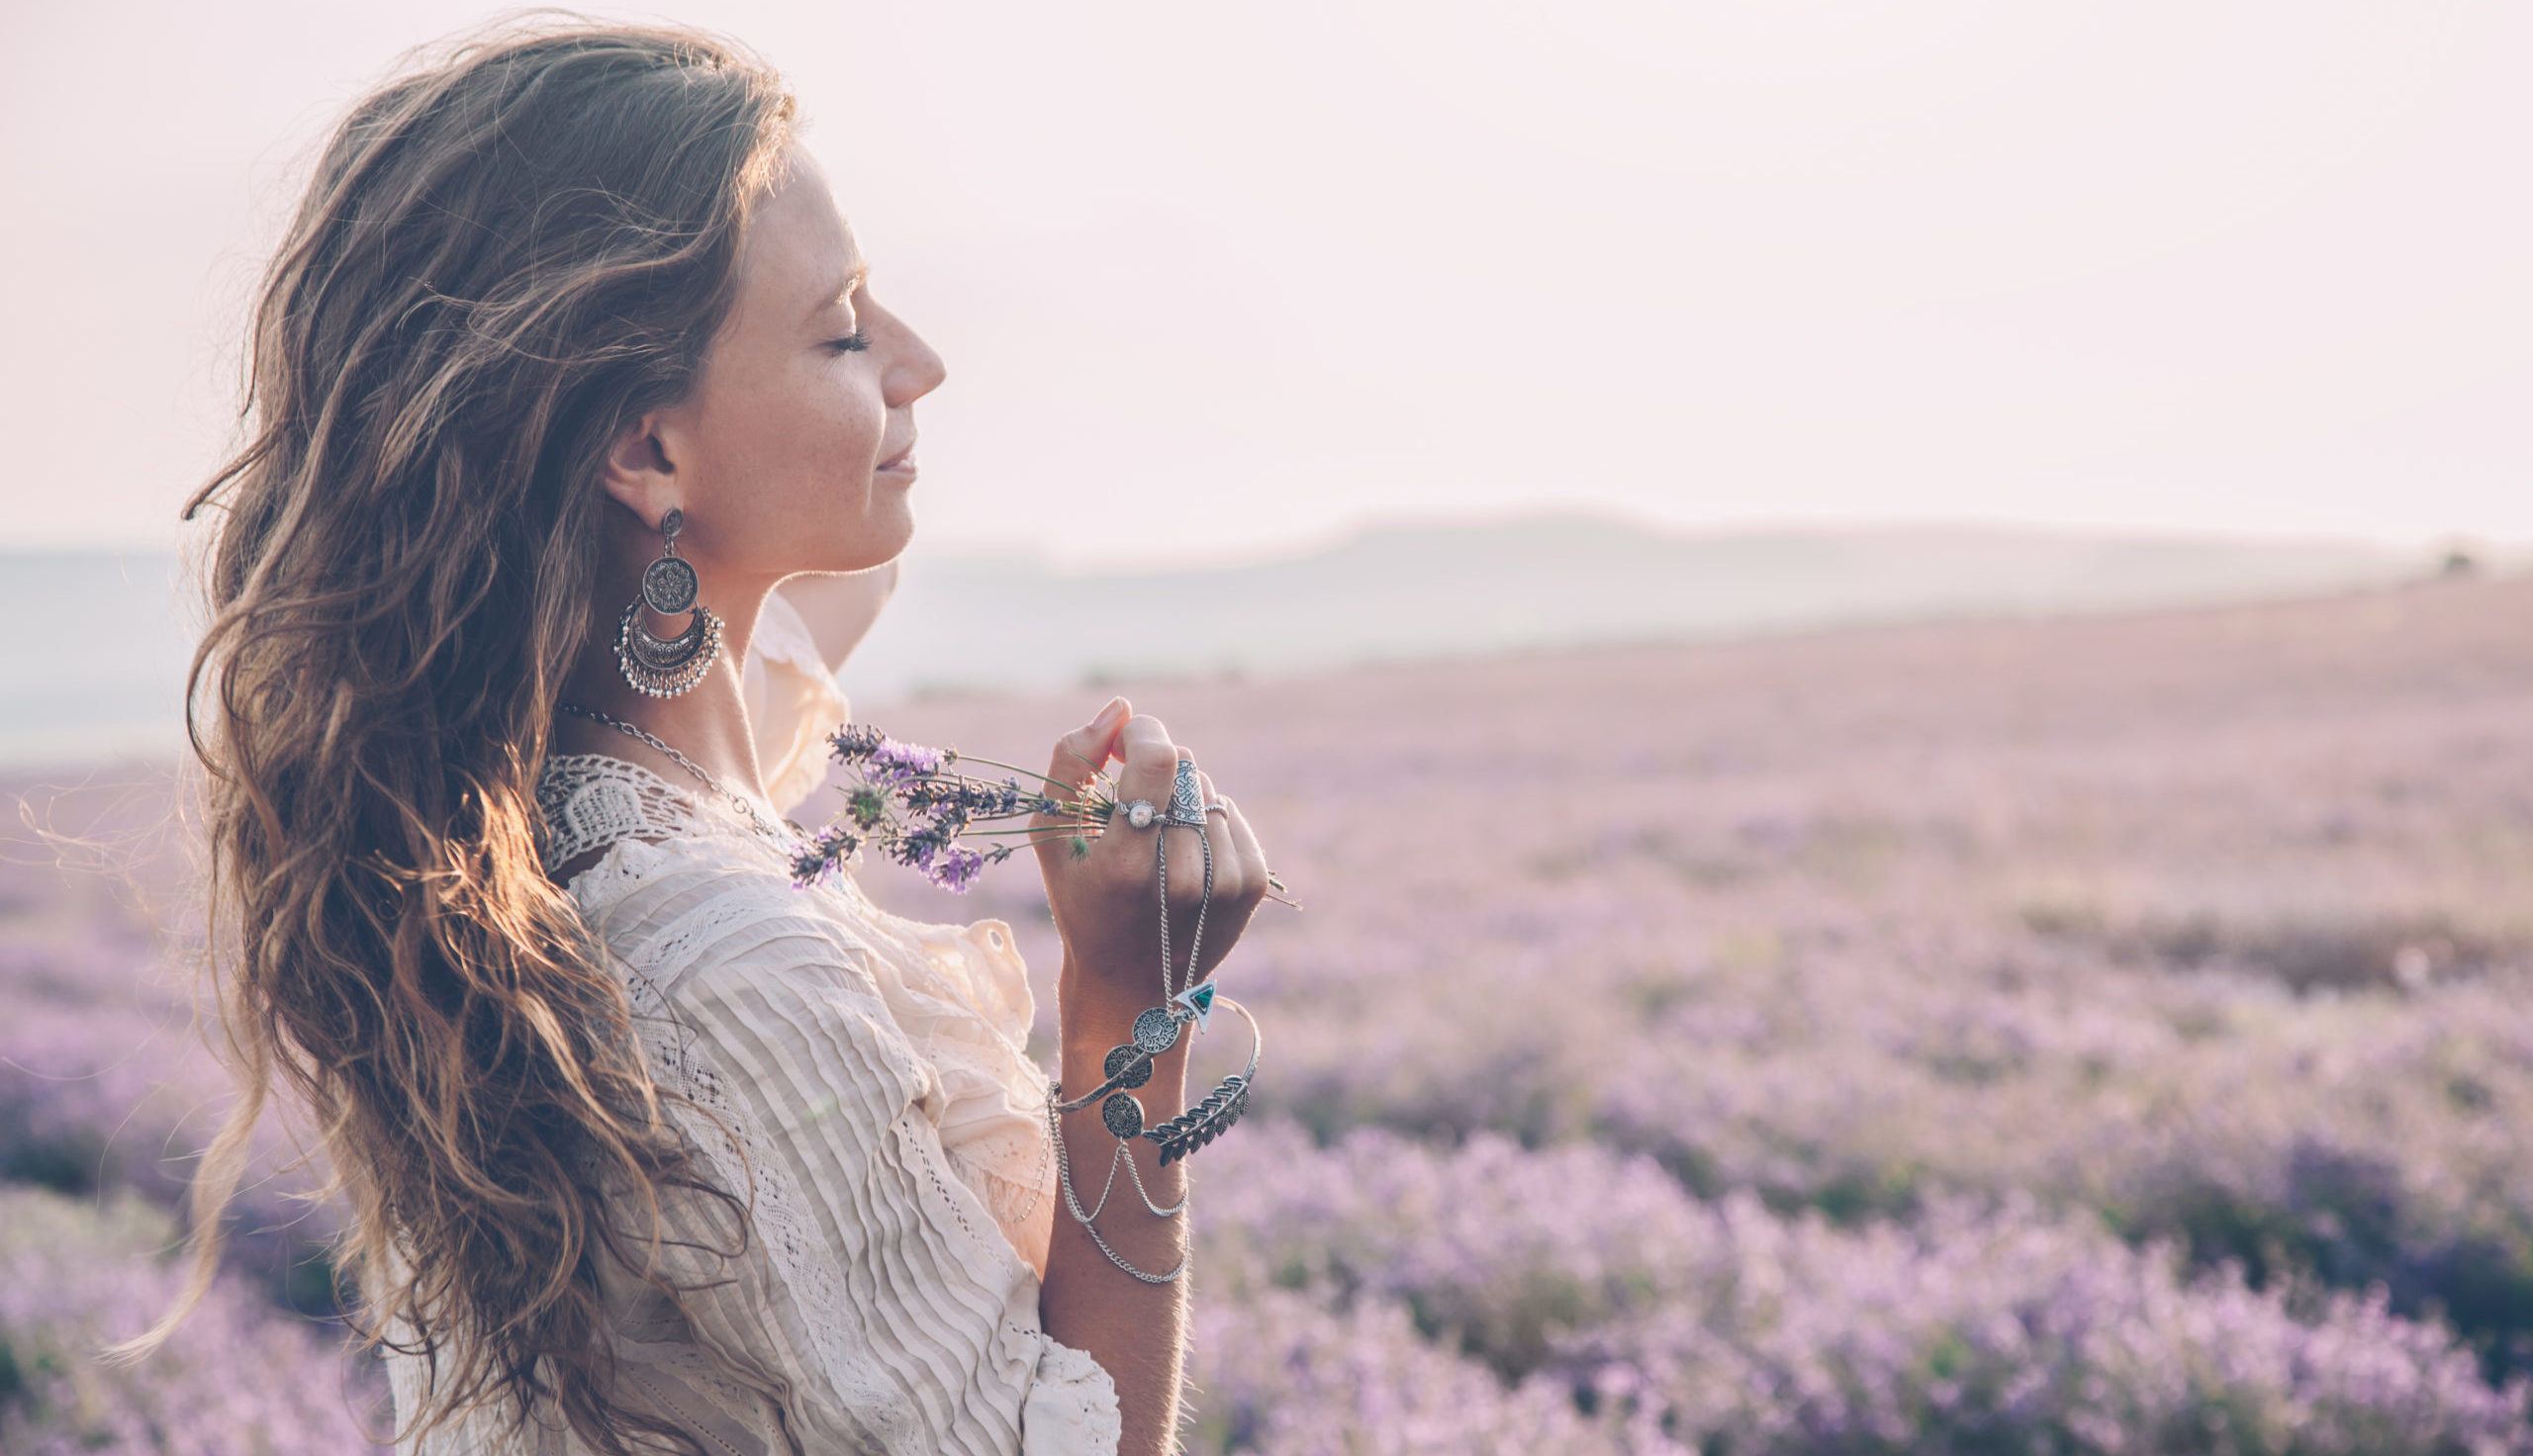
[1120,798,1230,830]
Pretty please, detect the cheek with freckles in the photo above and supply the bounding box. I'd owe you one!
[790,348,887,477]
[827,393,890,485]
[688,343,903,571]
[754,371,881,501]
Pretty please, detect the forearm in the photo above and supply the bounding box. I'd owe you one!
[1039,965,1193,1456]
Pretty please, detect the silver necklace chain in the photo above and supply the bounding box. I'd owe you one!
[554,701,806,849]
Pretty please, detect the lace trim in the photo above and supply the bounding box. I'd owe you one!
[535,752,797,878]
[950,1145,1056,1248]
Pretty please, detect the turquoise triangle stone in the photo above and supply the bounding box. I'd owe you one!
[1172,980,1216,1032]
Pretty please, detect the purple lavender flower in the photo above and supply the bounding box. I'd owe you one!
[789,822,863,891]
[923,845,986,895]
[0,1184,390,1452]
[863,736,947,792]
[9,584,2533,1452]
[824,722,888,763]
[799,719,1093,898]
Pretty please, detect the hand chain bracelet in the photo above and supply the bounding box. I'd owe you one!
[1046,756,1261,1281]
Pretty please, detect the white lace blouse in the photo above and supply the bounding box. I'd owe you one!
[377,591,1122,1454]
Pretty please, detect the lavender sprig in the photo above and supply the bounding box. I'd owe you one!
[785,723,1076,895]
[790,721,1297,906]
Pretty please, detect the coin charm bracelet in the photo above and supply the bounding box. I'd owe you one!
[1044,755,1261,1283]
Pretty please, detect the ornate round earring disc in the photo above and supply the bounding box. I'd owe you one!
[642,555,700,614]
[1131,1006,1182,1054]
[1100,1092,1146,1139]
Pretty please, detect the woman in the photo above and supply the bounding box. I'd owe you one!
[117,16,1272,1455]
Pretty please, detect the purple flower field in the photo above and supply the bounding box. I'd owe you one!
[6,574,2530,1451]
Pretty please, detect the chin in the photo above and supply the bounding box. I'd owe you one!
[814,515,914,575]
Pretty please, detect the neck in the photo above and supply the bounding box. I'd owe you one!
[553,574,779,808]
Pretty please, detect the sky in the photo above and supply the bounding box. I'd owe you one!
[5,1,2528,569]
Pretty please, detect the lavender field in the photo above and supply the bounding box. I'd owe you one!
[6,574,2531,1452]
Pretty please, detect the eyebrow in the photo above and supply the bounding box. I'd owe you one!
[806,261,871,322]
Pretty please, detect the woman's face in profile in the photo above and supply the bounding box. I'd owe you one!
[628,138,945,581]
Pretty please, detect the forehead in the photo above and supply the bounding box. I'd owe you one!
[739,148,862,317]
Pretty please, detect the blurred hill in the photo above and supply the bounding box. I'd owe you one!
[1,514,2510,769]
[860,513,2487,699]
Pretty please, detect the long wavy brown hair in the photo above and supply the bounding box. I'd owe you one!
[101,13,801,1453]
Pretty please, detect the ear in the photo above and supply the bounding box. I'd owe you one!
[597,409,681,527]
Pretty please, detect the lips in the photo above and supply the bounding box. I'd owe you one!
[878,438,916,469]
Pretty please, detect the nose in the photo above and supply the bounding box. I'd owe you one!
[884,316,947,407]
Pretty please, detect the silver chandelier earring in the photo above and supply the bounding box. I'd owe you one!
[615,506,723,697]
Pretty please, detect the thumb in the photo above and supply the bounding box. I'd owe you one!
[1044,695,1130,809]
[1086,693,1130,731]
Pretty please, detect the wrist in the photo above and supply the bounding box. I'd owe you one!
[1057,963,1190,1068]
[1057,957,1150,1023]
[1058,996,1179,1057]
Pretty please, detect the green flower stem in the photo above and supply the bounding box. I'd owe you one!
[947,806,1107,826]
[924,753,1089,791]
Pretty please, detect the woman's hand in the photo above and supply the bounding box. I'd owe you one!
[1032,696,1269,1015]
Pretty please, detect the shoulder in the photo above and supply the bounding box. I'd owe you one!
[539,740,867,966]
[568,835,854,975]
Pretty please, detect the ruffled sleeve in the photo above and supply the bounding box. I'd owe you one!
[746,588,853,816]
[744,592,1060,1282]
[825,905,1062,1280]
[580,839,1123,1454]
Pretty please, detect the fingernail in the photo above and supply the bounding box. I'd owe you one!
[1094,696,1126,725]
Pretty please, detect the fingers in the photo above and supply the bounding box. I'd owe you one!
[1038,696,1131,836]
[1185,766,1265,909]
[1103,717,1213,901]
[1094,713,1177,880]
[1213,791,1267,901]
[1108,713,1180,812]
[1187,765,1246,903]
[1157,749,1213,905]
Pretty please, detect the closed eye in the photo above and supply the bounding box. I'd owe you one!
[828,330,873,353]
